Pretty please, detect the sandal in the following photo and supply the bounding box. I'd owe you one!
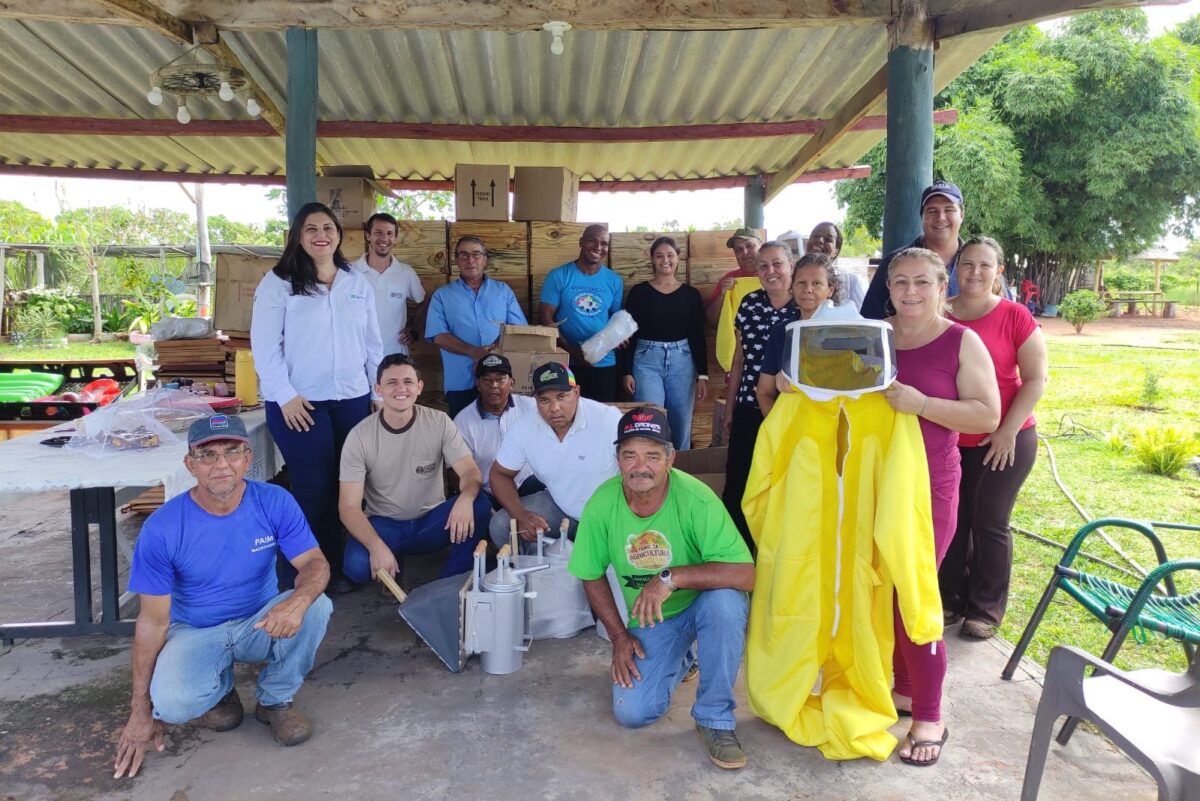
[898,726,949,767]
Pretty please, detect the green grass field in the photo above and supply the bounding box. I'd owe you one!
[0,341,137,361]
[1004,335,1200,673]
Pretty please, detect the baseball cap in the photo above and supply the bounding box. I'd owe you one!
[725,228,763,248]
[531,361,576,394]
[475,353,512,378]
[614,406,673,447]
[188,414,251,449]
[920,181,964,210]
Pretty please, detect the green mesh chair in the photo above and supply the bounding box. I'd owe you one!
[1001,517,1200,744]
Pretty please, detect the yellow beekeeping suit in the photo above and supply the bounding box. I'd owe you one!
[743,390,942,761]
[715,277,761,371]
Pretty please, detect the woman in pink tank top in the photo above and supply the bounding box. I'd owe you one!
[881,247,1001,766]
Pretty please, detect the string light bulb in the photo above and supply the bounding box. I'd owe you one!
[176,99,191,125]
[245,96,261,117]
[147,84,163,106]
[218,80,234,102]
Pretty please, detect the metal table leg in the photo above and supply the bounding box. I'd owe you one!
[0,486,135,641]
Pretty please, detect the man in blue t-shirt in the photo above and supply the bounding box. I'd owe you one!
[539,223,624,402]
[113,415,333,779]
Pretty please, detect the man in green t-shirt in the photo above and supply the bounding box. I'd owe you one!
[568,406,755,770]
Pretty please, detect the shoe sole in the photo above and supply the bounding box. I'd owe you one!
[695,728,747,770]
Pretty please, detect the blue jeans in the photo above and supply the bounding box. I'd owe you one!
[342,494,491,583]
[612,588,748,731]
[266,394,371,584]
[150,591,333,723]
[631,339,696,450]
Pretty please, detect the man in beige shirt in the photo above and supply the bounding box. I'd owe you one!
[338,354,491,585]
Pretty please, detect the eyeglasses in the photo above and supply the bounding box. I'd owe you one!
[456,250,487,260]
[189,446,249,464]
[478,376,510,387]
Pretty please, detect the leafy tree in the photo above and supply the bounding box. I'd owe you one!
[266,187,454,226]
[55,205,193,246]
[841,224,882,258]
[207,214,283,246]
[0,200,52,243]
[836,11,1200,304]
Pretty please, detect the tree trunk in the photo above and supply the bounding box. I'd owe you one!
[1074,321,1083,334]
[89,259,102,342]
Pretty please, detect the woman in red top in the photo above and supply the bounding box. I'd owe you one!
[941,236,1048,640]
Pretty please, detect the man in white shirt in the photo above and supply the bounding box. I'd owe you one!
[452,353,539,506]
[489,362,622,553]
[351,213,427,357]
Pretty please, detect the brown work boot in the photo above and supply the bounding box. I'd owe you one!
[198,688,244,732]
[254,701,313,746]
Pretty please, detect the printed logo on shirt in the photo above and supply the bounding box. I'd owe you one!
[414,462,438,478]
[571,290,604,317]
[349,292,367,301]
[625,530,672,571]
[389,291,407,300]
[251,534,276,554]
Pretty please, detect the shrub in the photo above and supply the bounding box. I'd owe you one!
[1129,426,1196,477]
[1058,289,1109,333]
[12,303,66,342]
[1103,266,1151,292]
[1140,369,1162,409]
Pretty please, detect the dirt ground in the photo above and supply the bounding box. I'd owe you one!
[1039,306,1200,346]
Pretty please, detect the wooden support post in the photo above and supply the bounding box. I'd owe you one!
[285,27,319,223]
[34,251,45,287]
[744,175,766,231]
[882,0,934,256]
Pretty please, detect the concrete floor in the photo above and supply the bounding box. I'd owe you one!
[0,491,1157,801]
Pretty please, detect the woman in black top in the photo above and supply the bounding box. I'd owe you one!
[619,236,708,450]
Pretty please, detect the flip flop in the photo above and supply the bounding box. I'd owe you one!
[898,726,949,767]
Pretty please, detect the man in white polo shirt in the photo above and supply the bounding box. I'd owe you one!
[351,213,427,356]
[453,353,539,506]
[489,361,622,552]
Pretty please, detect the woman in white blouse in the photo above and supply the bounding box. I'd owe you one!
[251,201,382,592]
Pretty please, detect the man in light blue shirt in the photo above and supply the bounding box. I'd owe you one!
[425,235,527,417]
[539,224,624,402]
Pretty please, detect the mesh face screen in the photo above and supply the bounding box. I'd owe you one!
[782,321,897,399]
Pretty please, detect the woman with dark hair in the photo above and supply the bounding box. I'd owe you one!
[619,236,707,449]
[251,202,383,592]
[941,236,1047,640]
[805,221,868,309]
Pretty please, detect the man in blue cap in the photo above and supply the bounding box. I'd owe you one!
[860,181,969,319]
[114,414,332,779]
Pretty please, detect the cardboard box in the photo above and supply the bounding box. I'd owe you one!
[500,323,559,352]
[513,167,579,222]
[672,446,728,494]
[455,164,510,221]
[317,167,393,233]
[505,350,568,394]
[214,253,275,336]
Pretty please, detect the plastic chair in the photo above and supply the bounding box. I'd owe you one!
[1021,645,1200,801]
[1021,279,1041,314]
[1003,519,1200,738]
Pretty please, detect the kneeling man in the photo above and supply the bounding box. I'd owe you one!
[115,414,333,778]
[568,407,755,769]
[340,353,490,584]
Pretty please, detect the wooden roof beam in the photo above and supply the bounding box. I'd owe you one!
[12,0,894,30]
[764,64,887,204]
[0,163,871,190]
[87,0,287,136]
[0,111,957,140]
[934,0,1187,39]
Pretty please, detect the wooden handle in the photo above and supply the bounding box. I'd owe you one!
[509,518,519,554]
[497,544,511,559]
[375,569,407,603]
[474,540,488,557]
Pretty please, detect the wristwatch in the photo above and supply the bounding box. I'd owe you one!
[658,569,675,591]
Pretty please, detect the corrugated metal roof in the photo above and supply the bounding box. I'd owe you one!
[0,18,1003,181]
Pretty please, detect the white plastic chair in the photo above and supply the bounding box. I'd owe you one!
[1021,646,1200,801]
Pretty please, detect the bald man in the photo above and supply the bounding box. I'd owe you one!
[538,224,625,402]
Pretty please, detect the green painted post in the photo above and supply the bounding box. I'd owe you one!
[744,175,766,231]
[285,27,318,223]
[882,4,934,256]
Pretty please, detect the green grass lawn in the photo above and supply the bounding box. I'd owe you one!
[0,341,137,361]
[1004,336,1200,673]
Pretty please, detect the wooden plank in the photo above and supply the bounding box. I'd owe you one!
[529,222,592,314]
[609,232,692,299]
[765,64,888,204]
[4,0,895,30]
[448,221,530,318]
[391,220,450,299]
[685,229,765,299]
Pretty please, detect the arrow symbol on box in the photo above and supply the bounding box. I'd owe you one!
[489,180,496,206]
[470,179,477,206]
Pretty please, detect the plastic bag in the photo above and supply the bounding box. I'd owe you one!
[581,310,638,365]
[150,316,213,341]
[66,388,214,458]
[527,567,594,639]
